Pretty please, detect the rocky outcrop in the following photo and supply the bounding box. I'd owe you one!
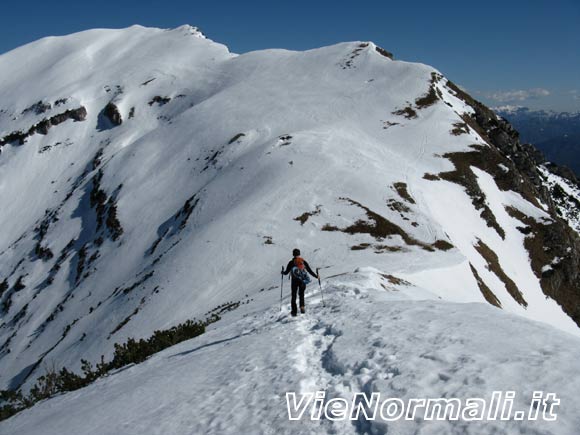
[375,45,394,60]
[103,102,122,126]
[148,96,171,106]
[544,162,578,185]
[21,101,52,116]
[445,80,580,327]
[0,106,87,147]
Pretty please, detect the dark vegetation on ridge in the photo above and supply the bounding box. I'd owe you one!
[0,301,241,421]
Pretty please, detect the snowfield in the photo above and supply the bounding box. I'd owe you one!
[1,24,580,433]
[2,269,580,435]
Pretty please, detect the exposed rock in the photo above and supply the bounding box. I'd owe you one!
[0,106,87,147]
[103,102,122,126]
[228,133,245,144]
[442,80,580,326]
[55,106,87,123]
[148,96,171,106]
[475,239,526,307]
[450,122,469,136]
[470,263,502,308]
[393,182,415,204]
[544,162,578,185]
[89,170,124,241]
[392,106,417,119]
[437,146,507,239]
[294,206,321,225]
[375,46,394,60]
[21,101,51,115]
[322,198,441,252]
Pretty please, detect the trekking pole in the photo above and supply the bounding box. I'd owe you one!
[280,266,284,311]
[317,268,325,307]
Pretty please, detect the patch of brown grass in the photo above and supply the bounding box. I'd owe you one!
[294,206,321,225]
[469,263,501,308]
[387,199,410,214]
[450,122,469,136]
[374,245,404,253]
[432,240,454,251]
[321,223,340,231]
[423,173,440,181]
[392,107,417,119]
[342,198,426,245]
[505,205,580,327]
[437,146,506,239]
[393,182,415,204]
[321,198,441,251]
[474,239,527,307]
[383,121,400,129]
[415,86,439,109]
[381,274,411,286]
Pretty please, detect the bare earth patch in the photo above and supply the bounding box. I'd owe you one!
[474,239,527,307]
[322,198,454,252]
[392,182,415,204]
[470,263,502,308]
[294,206,321,225]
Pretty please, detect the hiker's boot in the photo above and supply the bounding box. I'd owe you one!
[291,311,297,317]
[300,306,305,314]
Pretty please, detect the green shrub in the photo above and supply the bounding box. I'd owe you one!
[0,306,232,421]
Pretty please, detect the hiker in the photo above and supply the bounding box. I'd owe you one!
[282,248,318,316]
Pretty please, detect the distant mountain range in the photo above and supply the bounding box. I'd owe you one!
[495,106,580,174]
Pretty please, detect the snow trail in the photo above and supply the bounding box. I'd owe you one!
[3,270,580,434]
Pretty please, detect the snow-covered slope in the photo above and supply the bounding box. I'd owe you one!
[1,23,580,407]
[2,270,580,435]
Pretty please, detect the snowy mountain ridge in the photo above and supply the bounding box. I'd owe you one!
[0,25,580,432]
[3,267,580,434]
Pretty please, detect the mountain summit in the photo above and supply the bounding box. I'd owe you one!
[1,25,580,432]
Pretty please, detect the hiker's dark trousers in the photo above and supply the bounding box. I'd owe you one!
[291,280,306,314]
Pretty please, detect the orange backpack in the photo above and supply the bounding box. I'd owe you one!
[292,257,310,284]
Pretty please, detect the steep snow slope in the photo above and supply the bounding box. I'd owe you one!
[2,270,579,435]
[0,25,579,395]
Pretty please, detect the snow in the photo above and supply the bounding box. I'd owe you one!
[2,270,580,434]
[0,23,579,417]
[470,168,575,334]
[415,165,578,334]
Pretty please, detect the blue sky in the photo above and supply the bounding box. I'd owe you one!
[1,0,579,111]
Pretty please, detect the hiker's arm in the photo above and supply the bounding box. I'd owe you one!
[304,261,318,278]
[282,261,293,275]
